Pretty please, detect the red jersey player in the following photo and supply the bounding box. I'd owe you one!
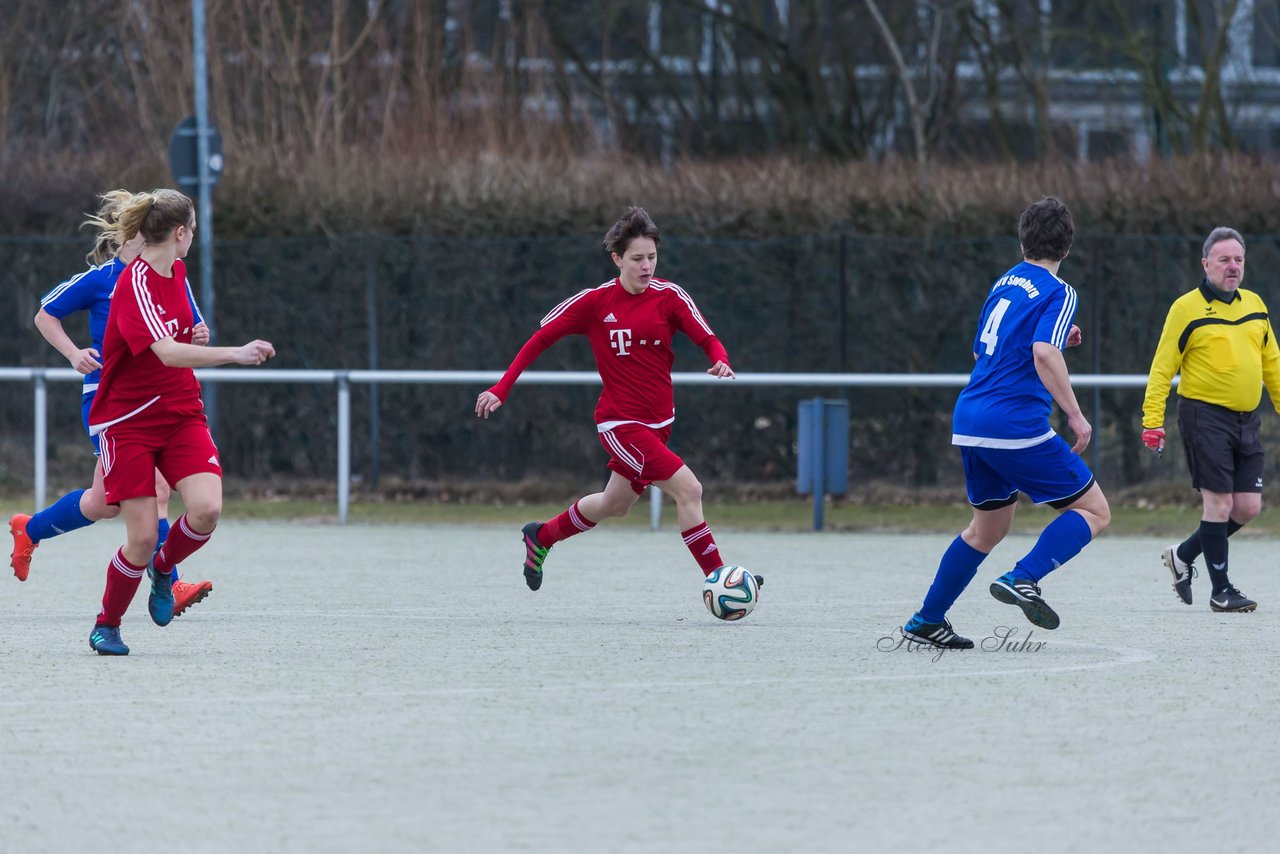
[84,189,275,656]
[476,207,760,596]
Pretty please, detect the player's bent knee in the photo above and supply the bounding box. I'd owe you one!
[604,496,639,518]
[1075,499,1110,534]
[667,478,703,507]
[964,524,1008,552]
[82,492,120,521]
[184,502,222,531]
[130,533,159,557]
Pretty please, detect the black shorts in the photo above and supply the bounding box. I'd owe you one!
[1176,397,1265,494]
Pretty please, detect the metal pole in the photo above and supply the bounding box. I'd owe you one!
[1091,272,1102,476]
[33,371,47,510]
[366,242,380,489]
[193,0,218,435]
[648,484,661,531]
[811,403,825,531]
[337,374,350,524]
[838,232,849,371]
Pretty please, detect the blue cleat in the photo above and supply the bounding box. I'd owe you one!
[89,624,129,656]
[989,572,1060,630]
[147,561,175,627]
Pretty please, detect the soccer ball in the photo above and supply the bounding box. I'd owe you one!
[702,565,759,621]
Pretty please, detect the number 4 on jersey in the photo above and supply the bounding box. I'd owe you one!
[978,298,1012,356]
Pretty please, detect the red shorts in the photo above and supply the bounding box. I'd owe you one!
[98,416,222,504]
[597,423,685,494]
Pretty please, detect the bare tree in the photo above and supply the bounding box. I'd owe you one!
[862,0,949,165]
[1060,0,1244,155]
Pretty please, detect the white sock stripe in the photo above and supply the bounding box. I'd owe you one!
[683,525,710,544]
[178,516,213,541]
[567,504,592,531]
[111,554,146,579]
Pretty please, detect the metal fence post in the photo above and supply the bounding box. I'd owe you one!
[649,484,661,530]
[366,242,380,489]
[33,370,47,510]
[337,372,350,524]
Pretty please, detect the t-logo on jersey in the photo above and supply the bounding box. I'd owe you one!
[609,328,633,355]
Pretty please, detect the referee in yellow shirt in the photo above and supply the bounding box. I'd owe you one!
[1141,227,1280,613]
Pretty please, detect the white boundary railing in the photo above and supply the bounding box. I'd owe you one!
[1,367,1161,525]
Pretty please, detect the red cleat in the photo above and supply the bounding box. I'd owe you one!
[9,514,37,582]
[172,579,213,617]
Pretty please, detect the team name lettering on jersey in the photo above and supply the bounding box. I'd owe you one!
[993,274,1041,298]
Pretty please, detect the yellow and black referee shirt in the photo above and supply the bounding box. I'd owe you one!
[1142,280,1280,428]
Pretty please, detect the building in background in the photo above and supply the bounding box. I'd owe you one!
[446,0,1280,163]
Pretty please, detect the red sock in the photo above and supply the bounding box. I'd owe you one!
[539,501,597,547]
[97,548,146,627]
[152,514,214,574]
[682,522,724,576]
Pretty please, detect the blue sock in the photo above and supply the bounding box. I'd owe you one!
[25,489,92,543]
[1011,510,1094,582]
[155,518,179,581]
[918,535,989,623]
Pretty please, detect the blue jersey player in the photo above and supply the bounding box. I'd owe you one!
[8,191,214,617]
[901,197,1112,649]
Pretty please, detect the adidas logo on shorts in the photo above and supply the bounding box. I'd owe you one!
[208,455,220,466]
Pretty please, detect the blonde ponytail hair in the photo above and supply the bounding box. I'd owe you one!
[82,189,135,265]
[82,189,194,258]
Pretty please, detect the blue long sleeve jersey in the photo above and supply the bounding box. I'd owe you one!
[951,260,1079,448]
[40,258,205,396]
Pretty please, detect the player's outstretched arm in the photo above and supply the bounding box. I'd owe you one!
[33,309,101,374]
[151,337,275,368]
[476,390,504,419]
[1032,341,1091,453]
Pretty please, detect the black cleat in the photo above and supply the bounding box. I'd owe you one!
[1162,545,1196,605]
[521,522,549,591]
[753,574,764,589]
[990,572,1061,630]
[1209,587,1257,613]
[901,615,974,649]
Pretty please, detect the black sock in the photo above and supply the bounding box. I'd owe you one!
[1177,519,1243,565]
[1198,520,1231,593]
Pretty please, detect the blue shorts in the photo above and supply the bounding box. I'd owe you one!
[959,435,1094,510]
[81,392,100,455]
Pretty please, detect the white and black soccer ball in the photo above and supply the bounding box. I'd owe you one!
[702,565,759,621]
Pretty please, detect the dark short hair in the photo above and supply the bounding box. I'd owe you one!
[1202,227,1245,259]
[1018,197,1074,262]
[603,207,661,256]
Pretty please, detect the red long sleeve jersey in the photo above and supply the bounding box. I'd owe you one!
[88,258,202,435]
[490,277,730,429]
